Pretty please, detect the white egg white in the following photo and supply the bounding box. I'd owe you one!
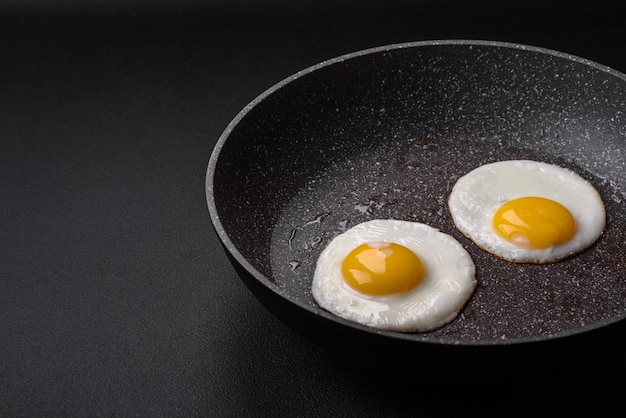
[311,219,476,333]
[448,159,606,263]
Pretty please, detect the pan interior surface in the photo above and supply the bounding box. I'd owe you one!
[210,41,626,345]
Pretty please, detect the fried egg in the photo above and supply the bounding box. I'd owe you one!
[448,159,606,263]
[311,219,476,332]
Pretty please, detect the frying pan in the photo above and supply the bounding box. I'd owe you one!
[206,40,626,375]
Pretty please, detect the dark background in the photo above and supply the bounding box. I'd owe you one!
[2,1,625,416]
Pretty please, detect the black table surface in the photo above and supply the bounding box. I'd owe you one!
[3,1,626,416]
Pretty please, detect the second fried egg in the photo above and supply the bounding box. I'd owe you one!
[448,159,606,263]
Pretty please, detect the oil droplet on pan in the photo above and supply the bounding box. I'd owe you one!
[305,211,331,225]
[309,237,322,248]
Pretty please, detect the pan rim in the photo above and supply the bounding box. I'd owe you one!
[206,39,626,348]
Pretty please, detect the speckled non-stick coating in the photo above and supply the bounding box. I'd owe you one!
[210,41,626,344]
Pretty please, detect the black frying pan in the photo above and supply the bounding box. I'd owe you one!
[206,40,626,375]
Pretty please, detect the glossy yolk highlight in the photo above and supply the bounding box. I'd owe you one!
[492,196,577,249]
[341,242,425,296]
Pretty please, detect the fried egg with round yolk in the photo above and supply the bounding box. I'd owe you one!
[447,159,606,263]
[311,219,476,332]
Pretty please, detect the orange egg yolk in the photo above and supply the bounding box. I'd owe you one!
[492,196,577,249]
[341,242,425,296]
